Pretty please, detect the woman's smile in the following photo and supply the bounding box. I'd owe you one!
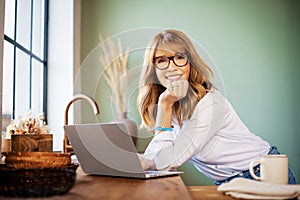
[165,73,182,81]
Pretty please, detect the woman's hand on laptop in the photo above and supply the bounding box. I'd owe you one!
[138,154,156,170]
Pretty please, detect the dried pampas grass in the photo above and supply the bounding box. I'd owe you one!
[99,35,129,113]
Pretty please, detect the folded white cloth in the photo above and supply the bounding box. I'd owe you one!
[217,178,300,199]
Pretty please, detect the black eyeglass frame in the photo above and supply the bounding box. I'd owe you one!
[154,53,189,70]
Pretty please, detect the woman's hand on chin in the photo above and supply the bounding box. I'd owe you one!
[159,79,189,105]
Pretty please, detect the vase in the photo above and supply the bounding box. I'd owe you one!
[116,112,138,145]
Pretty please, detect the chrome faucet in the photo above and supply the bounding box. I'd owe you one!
[64,94,100,153]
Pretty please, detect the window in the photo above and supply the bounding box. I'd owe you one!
[2,0,48,130]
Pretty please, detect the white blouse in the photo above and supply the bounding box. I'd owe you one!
[143,89,270,181]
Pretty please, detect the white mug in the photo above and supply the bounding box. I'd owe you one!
[249,154,288,184]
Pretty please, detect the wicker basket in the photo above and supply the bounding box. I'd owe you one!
[3,152,71,168]
[0,164,78,197]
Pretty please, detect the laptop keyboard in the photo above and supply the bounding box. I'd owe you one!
[146,171,165,175]
[145,170,182,178]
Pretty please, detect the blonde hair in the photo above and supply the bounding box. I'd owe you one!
[137,29,214,129]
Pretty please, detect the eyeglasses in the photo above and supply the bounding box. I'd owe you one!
[154,52,188,70]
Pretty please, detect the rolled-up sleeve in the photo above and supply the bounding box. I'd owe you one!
[143,91,226,170]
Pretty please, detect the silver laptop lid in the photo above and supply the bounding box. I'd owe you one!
[64,123,146,178]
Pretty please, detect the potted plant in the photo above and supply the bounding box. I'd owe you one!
[3,111,52,152]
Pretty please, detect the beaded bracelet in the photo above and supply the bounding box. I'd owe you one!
[153,127,173,131]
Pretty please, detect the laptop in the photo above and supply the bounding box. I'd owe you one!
[64,123,183,179]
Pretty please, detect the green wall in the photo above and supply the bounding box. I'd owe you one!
[79,0,300,185]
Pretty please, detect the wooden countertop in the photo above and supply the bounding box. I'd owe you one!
[65,167,193,200]
[2,166,234,200]
[188,186,235,200]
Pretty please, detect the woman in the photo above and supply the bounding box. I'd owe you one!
[137,29,297,185]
